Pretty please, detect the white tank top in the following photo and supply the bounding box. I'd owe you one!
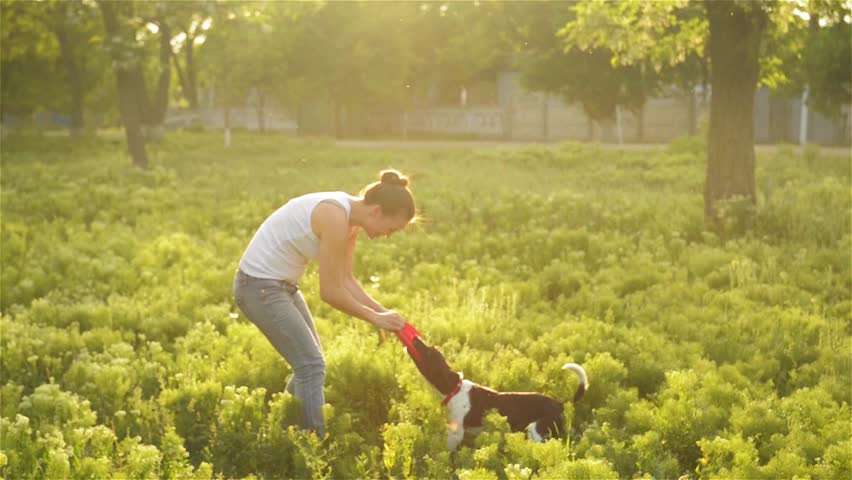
[239,191,357,283]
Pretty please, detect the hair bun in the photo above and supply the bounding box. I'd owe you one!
[381,170,408,187]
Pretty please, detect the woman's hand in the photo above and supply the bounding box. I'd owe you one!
[371,310,405,331]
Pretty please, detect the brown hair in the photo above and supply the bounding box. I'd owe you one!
[360,169,416,221]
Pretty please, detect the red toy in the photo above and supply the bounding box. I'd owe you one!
[396,322,423,361]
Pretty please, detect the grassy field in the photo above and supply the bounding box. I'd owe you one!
[1,132,849,479]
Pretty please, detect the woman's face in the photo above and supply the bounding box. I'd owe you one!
[364,206,410,239]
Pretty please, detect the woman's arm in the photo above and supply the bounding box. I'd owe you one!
[343,227,388,313]
[313,203,403,331]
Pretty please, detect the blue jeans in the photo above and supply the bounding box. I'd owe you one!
[233,269,326,437]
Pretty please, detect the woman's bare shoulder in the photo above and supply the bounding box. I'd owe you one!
[311,201,348,239]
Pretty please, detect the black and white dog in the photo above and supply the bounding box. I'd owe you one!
[403,333,588,451]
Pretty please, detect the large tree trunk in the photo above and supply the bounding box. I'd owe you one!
[99,1,148,168]
[704,1,767,231]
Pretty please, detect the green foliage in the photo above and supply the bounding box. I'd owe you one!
[801,3,852,117]
[382,422,421,479]
[0,133,849,478]
[211,385,267,477]
[325,336,403,437]
[18,383,97,433]
[160,426,194,480]
[505,2,657,121]
[158,380,222,465]
[0,0,112,123]
[562,0,849,115]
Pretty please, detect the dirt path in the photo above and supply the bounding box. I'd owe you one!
[33,130,850,157]
[335,139,850,156]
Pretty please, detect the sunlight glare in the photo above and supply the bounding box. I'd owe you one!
[792,8,810,21]
[171,32,187,50]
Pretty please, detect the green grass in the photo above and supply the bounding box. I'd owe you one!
[1,131,850,479]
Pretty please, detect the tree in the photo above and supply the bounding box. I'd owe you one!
[40,1,90,135]
[562,0,849,231]
[292,1,412,137]
[502,1,659,140]
[163,1,213,112]
[230,2,301,133]
[261,3,324,133]
[406,2,505,107]
[702,1,766,230]
[1,0,105,134]
[98,0,148,168]
[98,0,202,164]
[1,1,66,124]
[197,2,263,144]
[132,1,211,138]
[800,1,851,118]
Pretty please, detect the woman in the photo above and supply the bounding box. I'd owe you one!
[233,169,415,437]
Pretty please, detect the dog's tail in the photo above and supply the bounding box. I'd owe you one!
[562,363,588,403]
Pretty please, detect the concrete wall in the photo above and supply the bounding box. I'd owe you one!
[404,108,504,137]
[494,72,847,145]
[171,78,850,145]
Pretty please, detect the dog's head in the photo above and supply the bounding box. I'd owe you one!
[410,337,462,395]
